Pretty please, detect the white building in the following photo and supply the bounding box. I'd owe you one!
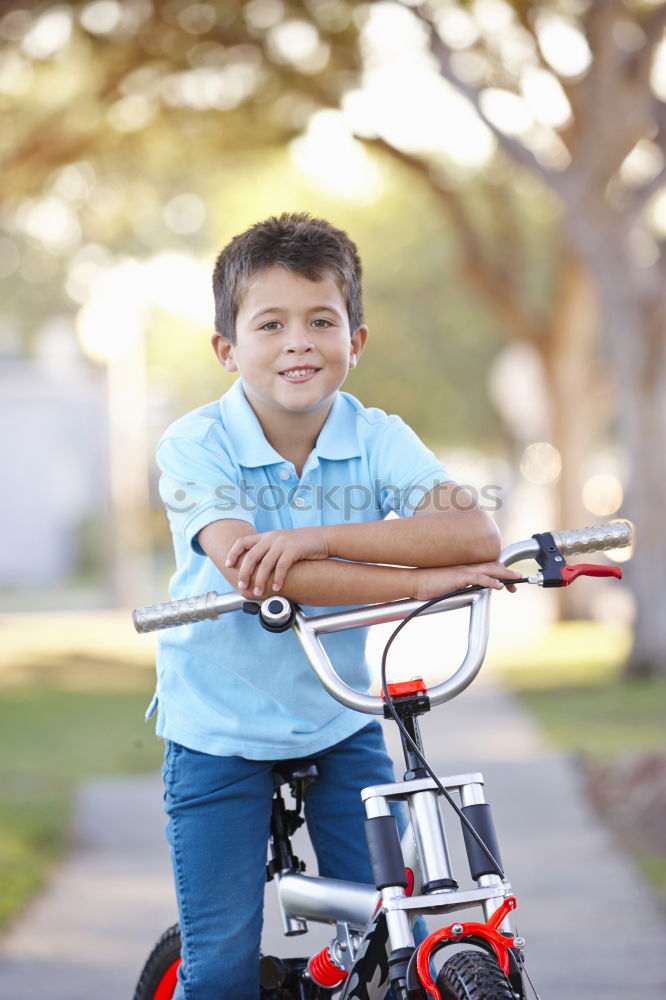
[0,357,108,588]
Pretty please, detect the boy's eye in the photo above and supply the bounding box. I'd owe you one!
[260,321,281,331]
[312,319,333,328]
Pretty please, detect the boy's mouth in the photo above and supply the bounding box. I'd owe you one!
[279,366,320,382]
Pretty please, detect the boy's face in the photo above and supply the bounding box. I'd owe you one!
[212,266,367,425]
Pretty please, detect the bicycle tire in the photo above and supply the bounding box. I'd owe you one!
[133,923,181,1000]
[436,950,515,1000]
[132,923,329,1000]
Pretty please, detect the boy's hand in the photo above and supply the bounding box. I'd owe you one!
[413,562,522,602]
[226,527,330,596]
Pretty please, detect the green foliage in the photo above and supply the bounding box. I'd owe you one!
[1,0,361,203]
[2,0,563,453]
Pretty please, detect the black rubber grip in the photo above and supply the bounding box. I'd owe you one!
[364,815,407,890]
[461,803,503,880]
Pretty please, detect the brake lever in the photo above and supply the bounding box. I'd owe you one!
[561,564,623,585]
[528,564,622,587]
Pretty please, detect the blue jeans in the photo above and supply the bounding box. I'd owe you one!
[163,722,411,1000]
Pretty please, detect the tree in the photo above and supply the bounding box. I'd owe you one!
[404,1,666,673]
[2,0,665,673]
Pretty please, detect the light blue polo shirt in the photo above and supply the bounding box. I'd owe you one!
[152,379,450,759]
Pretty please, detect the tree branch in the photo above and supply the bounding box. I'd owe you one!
[626,93,666,224]
[414,10,569,199]
[361,135,546,345]
[640,4,666,58]
[630,163,666,224]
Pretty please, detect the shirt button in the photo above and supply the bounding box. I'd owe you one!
[293,497,306,508]
[278,469,290,481]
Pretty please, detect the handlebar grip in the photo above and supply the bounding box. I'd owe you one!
[132,592,225,633]
[551,520,632,556]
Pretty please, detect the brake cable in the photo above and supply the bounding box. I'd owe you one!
[380,584,524,882]
[380,581,546,996]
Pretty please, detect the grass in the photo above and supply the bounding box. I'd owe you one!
[493,620,666,906]
[493,621,666,758]
[0,611,163,929]
[636,850,666,903]
[511,678,666,758]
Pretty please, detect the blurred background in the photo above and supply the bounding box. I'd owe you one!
[1,0,665,938]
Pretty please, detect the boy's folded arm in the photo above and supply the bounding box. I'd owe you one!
[198,518,414,604]
[322,484,501,567]
[197,518,518,607]
[221,485,500,594]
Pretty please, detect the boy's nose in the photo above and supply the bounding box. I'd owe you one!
[285,328,314,352]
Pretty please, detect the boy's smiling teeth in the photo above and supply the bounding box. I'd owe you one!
[280,366,319,378]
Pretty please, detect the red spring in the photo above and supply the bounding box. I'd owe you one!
[308,946,348,988]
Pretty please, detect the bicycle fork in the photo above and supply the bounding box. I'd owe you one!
[338,683,523,999]
[268,772,524,999]
[265,722,525,999]
[361,772,524,998]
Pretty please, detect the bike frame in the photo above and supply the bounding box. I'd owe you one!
[132,521,631,1000]
[266,586,513,999]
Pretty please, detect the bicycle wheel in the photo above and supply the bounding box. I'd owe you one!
[132,925,325,1000]
[133,923,181,1000]
[436,950,514,1000]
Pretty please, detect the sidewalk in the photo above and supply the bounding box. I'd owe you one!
[0,675,665,999]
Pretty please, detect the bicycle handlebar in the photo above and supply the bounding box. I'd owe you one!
[132,590,247,634]
[545,521,631,557]
[132,520,632,713]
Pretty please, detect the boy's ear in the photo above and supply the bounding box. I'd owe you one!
[211,332,237,372]
[349,325,368,369]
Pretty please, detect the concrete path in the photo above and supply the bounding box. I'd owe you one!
[1,675,665,999]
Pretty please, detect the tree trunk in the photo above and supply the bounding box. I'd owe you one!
[621,321,666,677]
[578,231,666,676]
[540,251,609,618]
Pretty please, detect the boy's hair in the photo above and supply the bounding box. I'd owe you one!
[212,212,364,343]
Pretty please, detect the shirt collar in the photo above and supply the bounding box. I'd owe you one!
[219,380,284,468]
[315,391,362,460]
[219,380,361,468]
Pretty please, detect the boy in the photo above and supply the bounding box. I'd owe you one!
[154,212,518,999]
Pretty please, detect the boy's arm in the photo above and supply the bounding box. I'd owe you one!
[199,512,519,606]
[326,483,500,565]
[225,483,501,595]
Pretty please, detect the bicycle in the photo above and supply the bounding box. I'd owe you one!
[131,521,631,1000]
